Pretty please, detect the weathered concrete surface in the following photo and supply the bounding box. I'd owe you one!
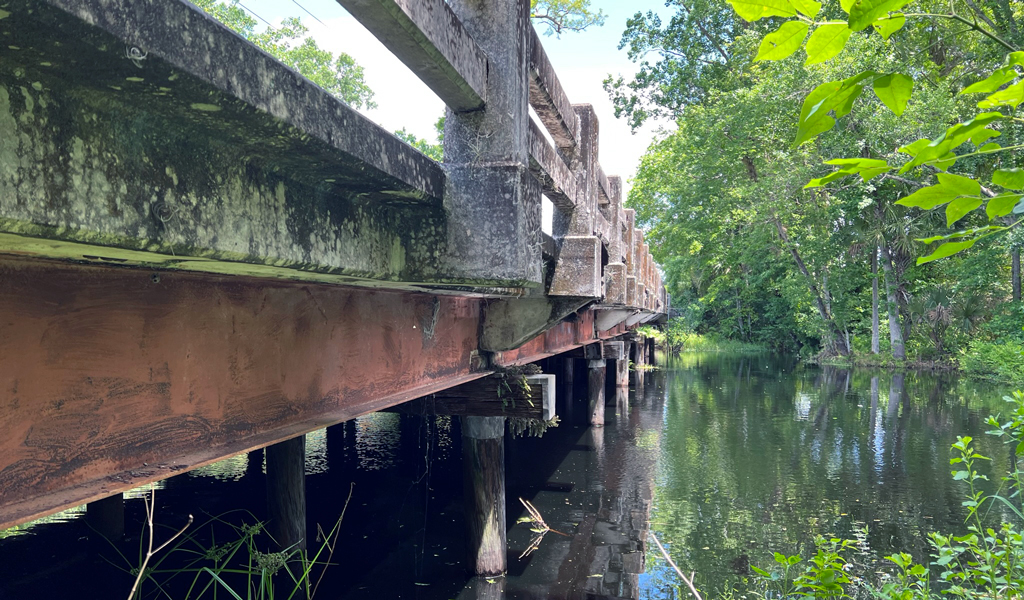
[480,296,591,352]
[549,235,602,297]
[527,119,576,212]
[0,256,486,530]
[527,26,578,151]
[0,0,545,291]
[337,0,488,112]
[442,0,543,289]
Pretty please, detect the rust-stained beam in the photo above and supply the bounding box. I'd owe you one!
[0,257,486,530]
[389,374,555,421]
[527,26,578,150]
[336,0,488,113]
[528,119,577,212]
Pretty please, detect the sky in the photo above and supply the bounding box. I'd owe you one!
[224,0,675,193]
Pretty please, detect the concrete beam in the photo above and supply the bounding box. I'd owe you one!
[336,0,487,113]
[595,308,632,331]
[527,26,578,150]
[602,341,626,360]
[549,236,602,297]
[596,165,612,206]
[480,296,591,352]
[528,119,577,213]
[605,263,627,305]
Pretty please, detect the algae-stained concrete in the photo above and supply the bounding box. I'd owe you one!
[0,0,537,290]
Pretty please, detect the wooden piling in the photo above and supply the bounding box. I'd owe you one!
[615,358,629,390]
[462,416,507,576]
[265,435,306,551]
[588,359,606,426]
[86,493,124,540]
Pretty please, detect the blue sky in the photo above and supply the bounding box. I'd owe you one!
[214,0,674,190]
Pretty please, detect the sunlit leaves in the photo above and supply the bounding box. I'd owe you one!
[896,173,980,211]
[805,24,852,65]
[872,73,913,115]
[971,129,1000,145]
[871,13,904,39]
[986,194,1024,219]
[847,0,910,30]
[897,113,1005,173]
[756,21,811,62]
[994,169,1024,190]
[726,0,796,21]
[946,197,984,227]
[977,81,1024,109]
[804,158,890,188]
[795,72,874,145]
[961,67,1019,94]
[789,0,822,17]
[918,240,977,264]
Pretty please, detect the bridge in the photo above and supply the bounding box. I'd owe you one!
[0,0,667,578]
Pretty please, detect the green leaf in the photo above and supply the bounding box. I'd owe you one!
[872,73,913,115]
[971,129,1001,145]
[986,194,1024,219]
[756,21,811,61]
[896,173,980,210]
[979,142,1001,153]
[1007,51,1024,67]
[727,0,796,20]
[805,24,852,65]
[794,72,873,145]
[946,196,984,227]
[938,173,981,197]
[789,0,822,16]
[933,152,957,171]
[840,0,855,12]
[871,12,904,39]
[961,66,1019,94]
[978,81,1024,109]
[917,239,977,264]
[994,168,1024,190]
[805,170,850,188]
[897,184,958,210]
[848,0,910,30]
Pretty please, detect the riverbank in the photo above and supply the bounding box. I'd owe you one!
[806,341,1024,388]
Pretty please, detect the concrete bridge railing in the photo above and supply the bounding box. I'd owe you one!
[0,0,668,573]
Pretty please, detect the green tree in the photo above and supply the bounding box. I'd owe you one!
[530,0,606,35]
[192,0,375,109]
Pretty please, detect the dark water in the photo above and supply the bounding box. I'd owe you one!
[642,353,1016,599]
[0,354,1015,599]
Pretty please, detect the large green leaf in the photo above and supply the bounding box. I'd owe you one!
[971,129,1001,145]
[871,13,904,39]
[756,21,810,61]
[804,158,891,187]
[898,113,1005,173]
[839,0,856,12]
[917,240,977,264]
[789,0,822,17]
[994,168,1024,190]
[872,73,913,115]
[961,67,1019,94]
[978,81,1024,109]
[795,72,873,145]
[727,0,796,20]
[986,193,1024,219]
[805,24,852,65]
[896,173,980,210]
[848,0,910,30]
[1007,51,1024,67]
[946,196,984,227]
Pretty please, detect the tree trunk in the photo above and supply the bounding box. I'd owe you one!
[879,244,906,360]
[871,248,880,354]
[1013,246,1021,302]
[772,217,849,355]
[736,295,745,339]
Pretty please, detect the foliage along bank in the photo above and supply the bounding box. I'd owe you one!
[615,0,1023,369]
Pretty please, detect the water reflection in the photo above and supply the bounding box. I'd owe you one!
[645,354,1014,599]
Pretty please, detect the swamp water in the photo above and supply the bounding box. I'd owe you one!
[0,353,1014,599]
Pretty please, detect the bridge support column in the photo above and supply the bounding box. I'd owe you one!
[266,435,306,552]
[588,359,606,426]
[462,416,507,576]
[86,493,124,540]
